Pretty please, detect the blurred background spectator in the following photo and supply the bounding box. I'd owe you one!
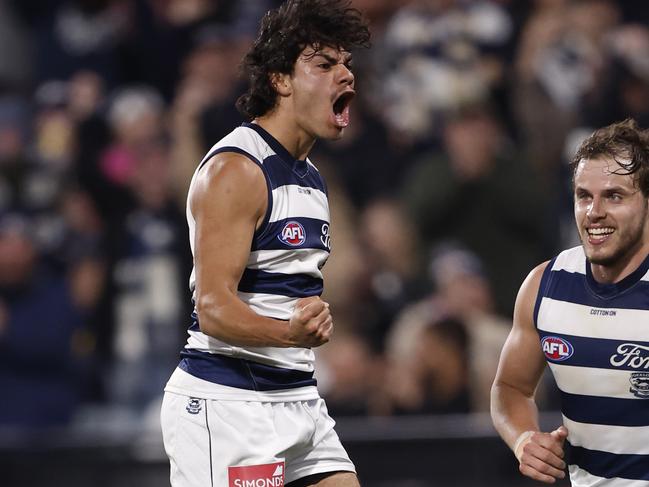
[0,0,645,451]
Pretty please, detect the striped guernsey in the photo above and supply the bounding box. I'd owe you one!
[534,245,649,486]
[168,122,331,400]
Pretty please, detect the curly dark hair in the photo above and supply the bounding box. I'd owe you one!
[236,0,370,121]
[571,118,649,196]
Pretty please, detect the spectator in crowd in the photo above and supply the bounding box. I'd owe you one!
[377,0,512,142]
[0,214,96,428]
[103,140,190,416]
[513,0,621,184]
[383,313,471,415]
[355,198,429,350]
[384,245,511,413]
[401,103,550,316]
[316,330,384,416]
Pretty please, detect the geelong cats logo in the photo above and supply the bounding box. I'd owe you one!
[630,372,649,398]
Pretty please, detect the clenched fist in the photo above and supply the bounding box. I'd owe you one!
[288,296,333,348]
[515,426,568,484]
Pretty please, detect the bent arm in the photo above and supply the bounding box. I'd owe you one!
[491,261,549,451]
[191,152,295,347]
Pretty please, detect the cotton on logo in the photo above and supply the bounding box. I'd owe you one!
[542,336,574,362]
[278,221,306,246]
[229,461,284,487]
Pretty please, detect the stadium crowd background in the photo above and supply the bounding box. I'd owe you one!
[0,0,648,436]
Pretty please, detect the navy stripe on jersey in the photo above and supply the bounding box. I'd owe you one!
[198,146,260,170]
[567,442,649,481]
[238,269,323,298]
[243,122,310,175]
[263,155,326,193]
[544,269,649,310]
[252,217,329,252]
[538,331,649,370]
[586,252,649,298]
[561,391,649,427]
[179,349,317,390]
[534,258,556,326]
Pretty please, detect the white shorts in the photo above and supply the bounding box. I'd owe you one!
[160,392,355,486]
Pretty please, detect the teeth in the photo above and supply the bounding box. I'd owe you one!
[588,227,614,236]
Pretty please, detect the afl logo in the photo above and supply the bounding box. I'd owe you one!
[542,336,574,361]
[279,221,306,246]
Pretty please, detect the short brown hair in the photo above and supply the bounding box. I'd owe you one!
[571,118,649,195]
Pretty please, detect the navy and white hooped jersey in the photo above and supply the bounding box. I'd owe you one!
[166,122,330,401]
[534,246,649,486]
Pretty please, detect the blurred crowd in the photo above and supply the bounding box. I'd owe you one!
[0,0,648,431]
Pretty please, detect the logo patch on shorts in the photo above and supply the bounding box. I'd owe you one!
[186,397,202,414]
[278,221,306,246]
[228,461,284,487]
[541,336,574,361]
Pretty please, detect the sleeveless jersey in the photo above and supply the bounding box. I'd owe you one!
[166,122,331,401]
[534,246,649,486]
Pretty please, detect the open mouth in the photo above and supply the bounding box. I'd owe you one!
[332,91,354,128]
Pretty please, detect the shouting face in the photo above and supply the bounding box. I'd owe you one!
[279,45,356,141]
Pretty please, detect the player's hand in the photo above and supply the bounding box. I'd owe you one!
[288,296,333,348]
[515,426,568,484]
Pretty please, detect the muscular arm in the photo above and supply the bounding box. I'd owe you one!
[491,261,548,446]
[491,261,567,483]
[191,153,331,348]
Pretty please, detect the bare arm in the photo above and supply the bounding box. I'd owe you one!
[491,261,567,483]
[191,153,332,348]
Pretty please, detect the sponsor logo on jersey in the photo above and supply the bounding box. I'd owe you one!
[590,308,617,317]
[229,461,284,487]
[629,372,649,398]
[278,221,306,246]
[320,223,331,251]
[541,336,574,361]
[610,343,649,369]
[186,397,202,414]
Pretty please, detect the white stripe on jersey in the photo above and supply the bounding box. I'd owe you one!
[269,185,329,222]
[551,246,649,282]
[239,345,315,371]
[548,364,644,399]
[186,330,237,355]
[186,329,315,371]
[238,291,297,320]
[551,247,586,274]
[538,298,649,341]
[568,465,649,487]
[563,415,649,455]
[248,248,326,278]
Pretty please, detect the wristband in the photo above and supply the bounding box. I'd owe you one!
[513,430,534,459]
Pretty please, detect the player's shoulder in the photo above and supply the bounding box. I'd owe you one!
[514,260,551,319]
[193,151,265,198]
[199,124,270,169]
[521,246,584,293]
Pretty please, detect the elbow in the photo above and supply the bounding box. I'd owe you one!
[195,294,228,340]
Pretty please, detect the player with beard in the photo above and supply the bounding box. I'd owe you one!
[160,1,370,486]
[491,118,649,486]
